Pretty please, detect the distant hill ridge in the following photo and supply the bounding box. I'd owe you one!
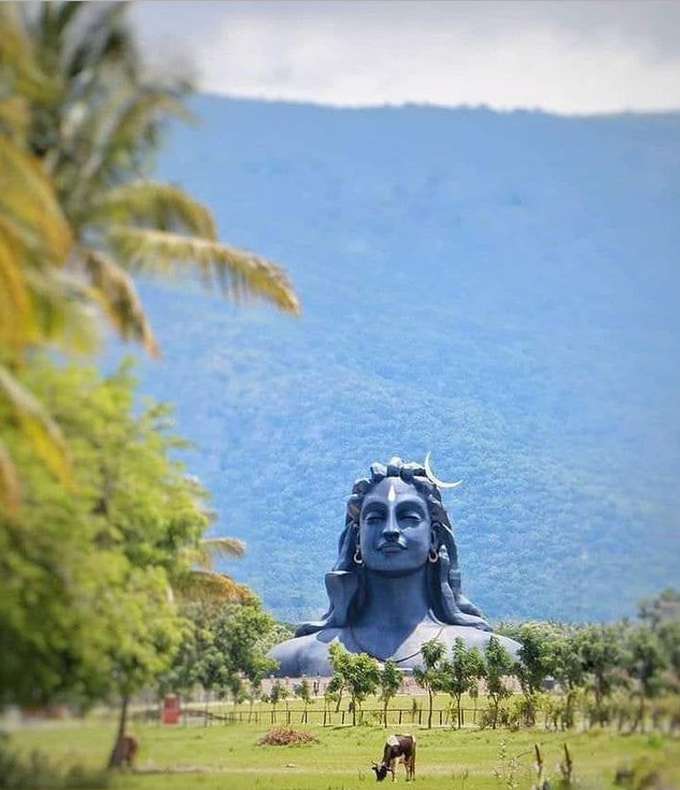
[112,95,680,623]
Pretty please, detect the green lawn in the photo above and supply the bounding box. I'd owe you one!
[6,717,680,790]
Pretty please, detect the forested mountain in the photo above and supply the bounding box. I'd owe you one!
[107,96,680,624]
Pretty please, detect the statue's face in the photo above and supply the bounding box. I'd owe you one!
[359,477,432,574]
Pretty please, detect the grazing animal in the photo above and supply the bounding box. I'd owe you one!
[372,734,416,782]
[111,734,139,769]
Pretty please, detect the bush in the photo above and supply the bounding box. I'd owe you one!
[258,726,319,746]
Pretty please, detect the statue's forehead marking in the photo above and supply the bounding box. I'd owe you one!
[387,483,397,503]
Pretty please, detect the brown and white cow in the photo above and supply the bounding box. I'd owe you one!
[372,734,416,782]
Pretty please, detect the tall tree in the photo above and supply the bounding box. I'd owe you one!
[624,625,667,732]
[0,358,209,765]
[328,643,380,725]
[0,1,299,512]
[159,597,277,706]
[24,1,299,343]
[176,535,249,603]
[577,624,624,726]
[293,678,313,723]
[413,638,446,729]
[639,589,680,630]
[510,621,557,726]
[378,660,402,728]
[483,636,513,729]
[441,638,485,729]
[548,626,585,729]
[0,3,75,513]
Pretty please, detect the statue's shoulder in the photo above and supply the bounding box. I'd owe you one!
[435,624,521,658]
[267,628,344,677]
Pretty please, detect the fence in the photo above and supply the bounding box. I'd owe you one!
[151,705,483,728]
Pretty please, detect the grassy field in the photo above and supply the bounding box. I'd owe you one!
[6,715,680,790]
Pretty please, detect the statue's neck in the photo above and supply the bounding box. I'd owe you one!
[355,566,432,632]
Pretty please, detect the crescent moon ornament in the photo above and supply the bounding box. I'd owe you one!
[424,452,462,489]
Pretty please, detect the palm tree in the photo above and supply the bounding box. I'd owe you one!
[0,2,300,511]
[27,2,299,348]
[177,535,251,603]
[0,3,77,512]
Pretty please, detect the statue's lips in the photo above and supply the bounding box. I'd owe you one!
[377,543,407,554]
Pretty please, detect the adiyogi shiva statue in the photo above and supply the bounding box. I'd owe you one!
[268,456,519,676]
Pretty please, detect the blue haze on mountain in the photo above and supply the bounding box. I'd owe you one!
[112,96,680,624]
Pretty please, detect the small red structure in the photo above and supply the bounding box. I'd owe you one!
[161,693,180,724]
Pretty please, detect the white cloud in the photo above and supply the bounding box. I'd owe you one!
[132,1,680,114]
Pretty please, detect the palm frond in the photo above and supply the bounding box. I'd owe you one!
[64,84,193,212]
[90,181,217,239]
[107,226,301,314]
[189,536,246,570]
[0,137,74,353]
[0,96,30,142]
[0,137,72,264]
[176,570,250,603]
[0,3,54,105]
[0,225,31,349]
[64,2,137,81]
[21,266,99,354]
[0,437,21,516]
[81,245,158,355]
[0,363,71,485]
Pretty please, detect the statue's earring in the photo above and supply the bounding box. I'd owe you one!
[429,531,439,563]
[353,540,363,565]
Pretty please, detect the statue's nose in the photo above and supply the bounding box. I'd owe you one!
[382,511,400,540]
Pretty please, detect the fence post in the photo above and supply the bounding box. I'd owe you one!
[342,711,346,725]
[399,710,403,725]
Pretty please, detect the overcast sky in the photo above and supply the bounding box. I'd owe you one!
[132,1,680,115]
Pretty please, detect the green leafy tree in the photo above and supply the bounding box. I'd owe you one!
[413,638,446,729]
[441,638,485,729]
[483,636,513,729]
[577,624,624,726]
[510,622,557,726]
[327,643,350,713]
[378,660,402,728]
[658,620,680,693]
[268,680,288,723]
[548,626,585,729]
[163,598,277,705]
[345,653,380,726]
[638,588,680,629]
[0,357,210,765]
[328,643,380,725]
[325,672,345,714]
[624,625,667,732]
[293,678,313,723]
